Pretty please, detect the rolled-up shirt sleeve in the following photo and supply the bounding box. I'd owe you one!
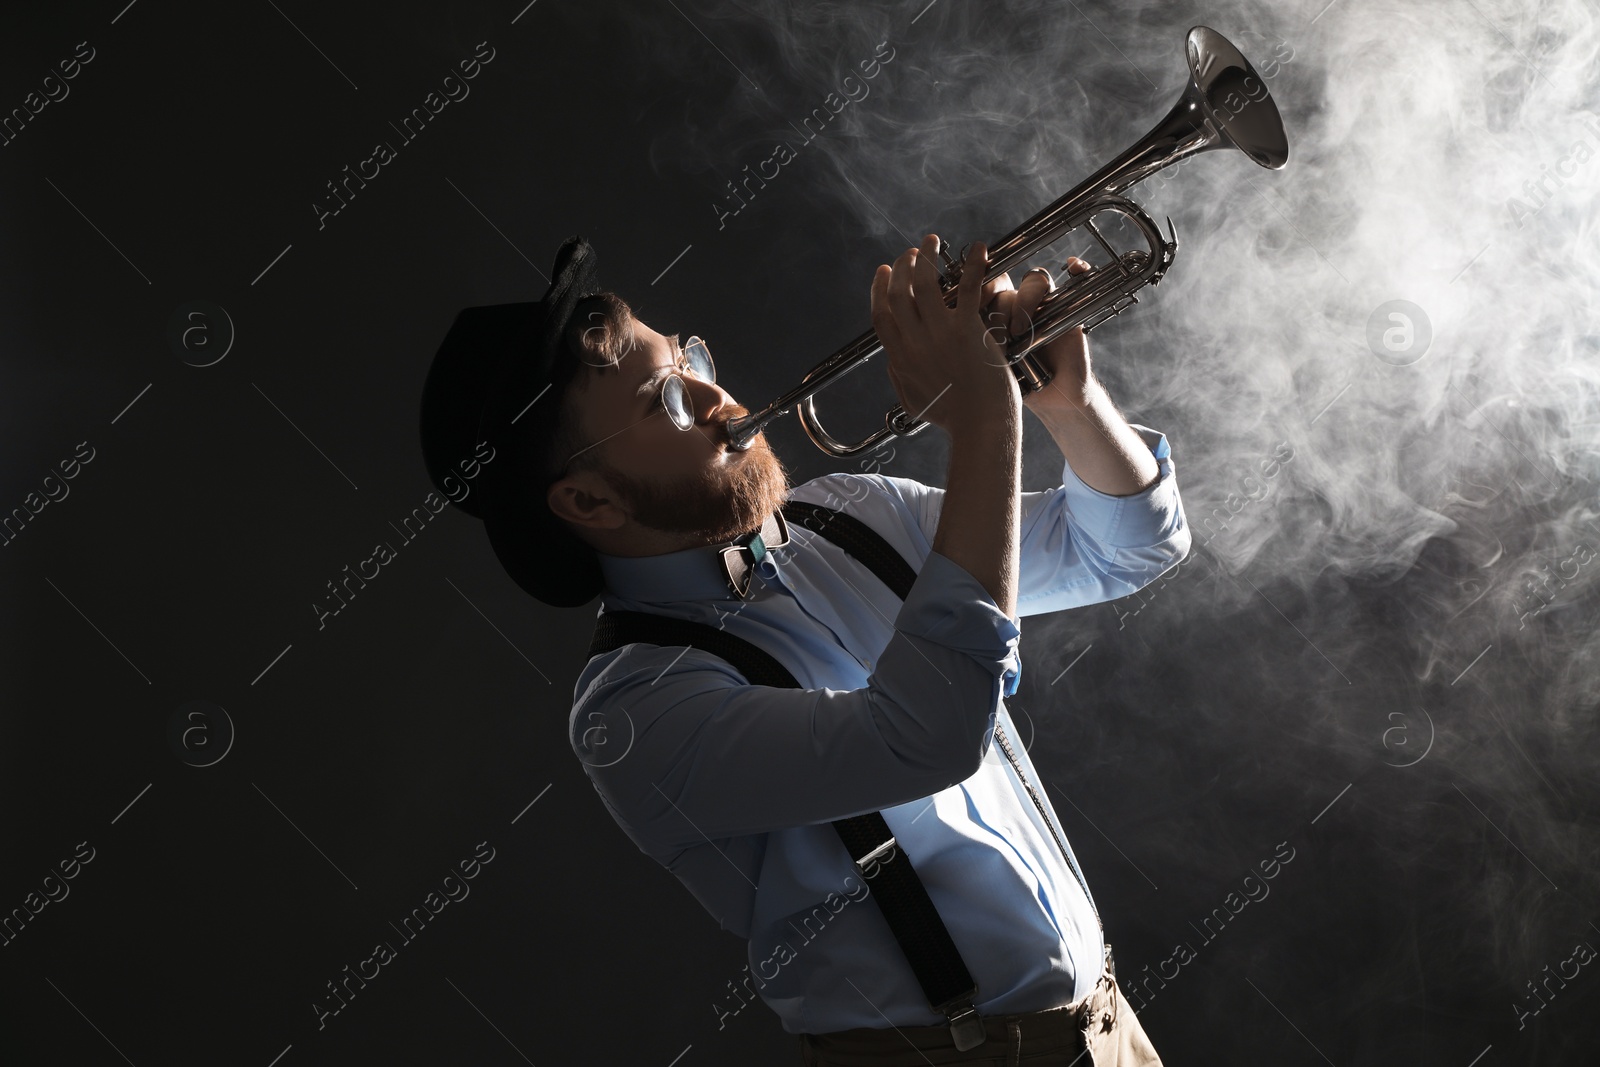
[573,551,1018,847]
[1013,423,1191,615]
[877,423,1190,617]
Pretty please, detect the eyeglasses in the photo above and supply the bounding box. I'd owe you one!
[561,336,716,471]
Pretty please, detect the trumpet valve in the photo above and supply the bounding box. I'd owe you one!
[935,238,963,288]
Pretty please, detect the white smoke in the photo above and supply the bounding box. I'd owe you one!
[623,0,1600,1040]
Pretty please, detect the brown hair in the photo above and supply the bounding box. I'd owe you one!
[540,291,636,488]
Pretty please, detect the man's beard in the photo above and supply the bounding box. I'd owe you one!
[599,415,791,545]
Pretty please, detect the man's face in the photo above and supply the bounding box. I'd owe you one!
[551,316,791,547]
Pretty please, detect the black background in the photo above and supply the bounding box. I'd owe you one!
[2,1,1597,1064]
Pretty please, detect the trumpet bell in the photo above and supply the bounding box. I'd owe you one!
[1182,26,1289,170]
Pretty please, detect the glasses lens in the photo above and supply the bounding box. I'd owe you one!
[662,375,693,430]
[683,337,714,383]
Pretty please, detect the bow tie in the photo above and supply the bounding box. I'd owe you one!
[717,509,790,599]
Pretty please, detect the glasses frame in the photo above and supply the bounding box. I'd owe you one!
[558,336,716,475]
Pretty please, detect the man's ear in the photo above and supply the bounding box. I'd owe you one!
[547,470,628,530]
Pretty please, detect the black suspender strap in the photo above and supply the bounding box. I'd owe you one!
[779,501,919,599]
[782,502,1106,942]
[589,610,798,688]
[585,499,1002,1050]
[588,607,984,1046]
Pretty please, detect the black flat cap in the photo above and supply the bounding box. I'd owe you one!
[418,235,607,607]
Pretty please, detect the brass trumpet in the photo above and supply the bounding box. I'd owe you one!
[725,25,1289,456]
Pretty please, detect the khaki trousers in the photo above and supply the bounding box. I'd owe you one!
[795,969,1162,1066]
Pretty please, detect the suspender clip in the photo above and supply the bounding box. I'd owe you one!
[936,993,985,1051]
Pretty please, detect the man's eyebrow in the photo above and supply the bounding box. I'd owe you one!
[633,333,682,401]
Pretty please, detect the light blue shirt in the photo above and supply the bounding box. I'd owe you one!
[569,424,1190,1035]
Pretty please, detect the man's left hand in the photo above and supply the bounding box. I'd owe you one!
[977,256,1096,412]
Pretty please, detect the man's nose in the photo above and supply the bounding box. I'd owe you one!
[684,374,733,424]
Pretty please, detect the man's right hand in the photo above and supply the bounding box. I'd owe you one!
[870,235,1022,438]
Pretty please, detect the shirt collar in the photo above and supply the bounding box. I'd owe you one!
[596,509,791,603]
[597,541,744,603]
